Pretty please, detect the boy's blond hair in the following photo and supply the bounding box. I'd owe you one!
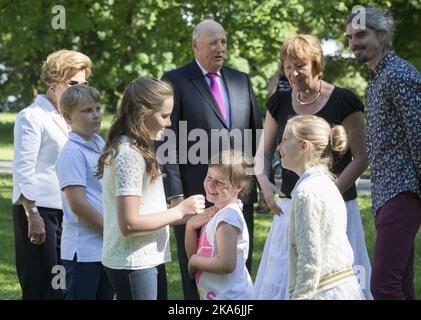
[60,85,100,115]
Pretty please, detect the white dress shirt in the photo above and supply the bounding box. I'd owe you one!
[12,94,69,209]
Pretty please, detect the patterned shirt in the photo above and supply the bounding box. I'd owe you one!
[365,51,421,214]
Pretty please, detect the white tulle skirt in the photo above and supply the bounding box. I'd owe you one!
[345,199,373,300]
[254,198,291,300]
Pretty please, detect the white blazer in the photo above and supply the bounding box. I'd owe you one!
[12,95,69,209]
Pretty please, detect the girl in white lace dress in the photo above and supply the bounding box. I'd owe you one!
[96,77,206,300]
[185,150,255,300]
[279,115,364,300]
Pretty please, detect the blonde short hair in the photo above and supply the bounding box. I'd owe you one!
[280,34,324,78]
[60,85,100,115]
[284,115,348,169]
[40,49,92,85]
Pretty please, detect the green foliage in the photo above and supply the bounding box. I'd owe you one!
[0,113,15,160]
[0,0,420,111]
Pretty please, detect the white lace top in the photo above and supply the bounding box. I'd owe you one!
[288,166,355,300]
[102,135,171,269]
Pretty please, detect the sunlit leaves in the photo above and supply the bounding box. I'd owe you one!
[0,0,419,112]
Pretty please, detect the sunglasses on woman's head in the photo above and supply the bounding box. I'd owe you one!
[68,80,89,86]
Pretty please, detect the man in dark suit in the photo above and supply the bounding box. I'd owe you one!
[156,19,262,300]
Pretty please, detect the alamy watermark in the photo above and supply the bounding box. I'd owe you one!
[353,265,367,290]
[155,122,263,176]
[51,265,66,290]
[51,5,65,30]
[351,5,366,30]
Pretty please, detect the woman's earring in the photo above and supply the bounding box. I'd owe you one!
[50,83,57,93]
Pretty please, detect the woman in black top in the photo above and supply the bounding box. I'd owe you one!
[254,35,372,300]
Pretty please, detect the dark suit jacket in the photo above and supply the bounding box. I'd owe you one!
[157,60,262,204]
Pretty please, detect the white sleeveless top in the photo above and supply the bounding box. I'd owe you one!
[195,202,254,300]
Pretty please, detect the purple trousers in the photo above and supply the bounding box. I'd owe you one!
[371,191,421,300]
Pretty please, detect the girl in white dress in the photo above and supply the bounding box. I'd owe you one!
[185,150,255,300]
[279,115,364,300]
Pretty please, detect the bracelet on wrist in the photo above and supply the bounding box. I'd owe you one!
[25,207,39,217]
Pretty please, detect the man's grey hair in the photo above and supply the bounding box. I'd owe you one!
[192,19,223,42]
[192,23,201,42]
[346,7,395,49]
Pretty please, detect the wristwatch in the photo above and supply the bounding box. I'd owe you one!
[25,207,39,217]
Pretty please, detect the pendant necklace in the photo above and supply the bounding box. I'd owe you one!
[296,81,322,105]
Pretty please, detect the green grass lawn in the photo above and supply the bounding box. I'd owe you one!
[1,170,420,299]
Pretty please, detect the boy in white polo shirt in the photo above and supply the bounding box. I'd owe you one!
[56,85,113,300]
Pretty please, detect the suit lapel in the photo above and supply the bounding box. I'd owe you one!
[49,113,70,138]
[187,61,228,128]
[37,96,70,138]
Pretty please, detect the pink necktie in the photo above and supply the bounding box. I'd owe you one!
[206,72,226,120]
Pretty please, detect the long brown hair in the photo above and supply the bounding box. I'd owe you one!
[96,77,173,182]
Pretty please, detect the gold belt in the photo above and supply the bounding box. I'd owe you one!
[317,268,355,290]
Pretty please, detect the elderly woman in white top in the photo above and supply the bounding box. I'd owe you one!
[12,49,92,300]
